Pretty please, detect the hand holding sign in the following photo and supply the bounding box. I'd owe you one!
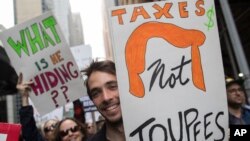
[16,73,33,106]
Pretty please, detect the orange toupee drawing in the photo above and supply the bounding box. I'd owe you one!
[125,21,206,98]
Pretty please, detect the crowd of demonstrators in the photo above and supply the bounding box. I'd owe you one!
[19,59,250,141]
[82,60,126,141]
[16,60,126,141]
[226,77,250,125]
[16,69,106,141]
[17,73,88,141]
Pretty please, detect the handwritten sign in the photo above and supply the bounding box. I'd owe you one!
[0,12,87,115]
[109,0,228,140]
[0,123,21,141]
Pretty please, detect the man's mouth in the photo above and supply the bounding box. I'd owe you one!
[101,102,120,112]
[105,104,119,111]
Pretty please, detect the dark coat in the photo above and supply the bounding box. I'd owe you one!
[19,105,46,141]
[87,124,107,141]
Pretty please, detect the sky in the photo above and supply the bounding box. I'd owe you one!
[0,0,105,58]
[70,0,105,58]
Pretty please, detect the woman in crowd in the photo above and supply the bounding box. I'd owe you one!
[42,119,59,141]
[54,117,87,141]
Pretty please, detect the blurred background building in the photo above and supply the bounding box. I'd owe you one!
[0,0,250,124]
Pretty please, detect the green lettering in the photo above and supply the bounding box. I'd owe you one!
[26,24,44,54]
[6,16,61,58]
[42,16,61,44]
[40,23,56,47]
[7,29,29,57]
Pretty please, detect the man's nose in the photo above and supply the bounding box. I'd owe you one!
[235,88,243,93]
[102,88,111,100]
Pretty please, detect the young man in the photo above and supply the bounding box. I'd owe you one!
[82,60,125,141]
[226,78,250,125]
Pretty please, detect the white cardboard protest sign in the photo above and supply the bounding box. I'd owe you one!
[109,0,228,140]
[0,12,87,115]
[70,44,92,71]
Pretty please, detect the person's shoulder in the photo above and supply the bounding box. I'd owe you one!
[243,104,250,110]
[242,105,250,110]
[87,131,105,141]
[242,105,250,115]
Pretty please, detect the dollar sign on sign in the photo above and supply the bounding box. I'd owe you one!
[205,6,215,31]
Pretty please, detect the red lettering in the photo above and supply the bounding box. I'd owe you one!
[30,61,78,95]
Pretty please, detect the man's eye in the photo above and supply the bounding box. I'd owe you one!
[90,90,99,98]
[108,84,118,90]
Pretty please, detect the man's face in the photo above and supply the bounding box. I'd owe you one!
[227,83,245,106]
[88,71,122,124]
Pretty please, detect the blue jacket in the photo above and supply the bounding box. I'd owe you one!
[229,106,250,125]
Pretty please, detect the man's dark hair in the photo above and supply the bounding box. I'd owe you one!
[226,79,244,89]
[81,60,116,99]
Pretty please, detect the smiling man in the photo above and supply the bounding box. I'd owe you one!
[82,60,125,141]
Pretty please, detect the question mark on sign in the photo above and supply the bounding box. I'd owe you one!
[51,90,59,107]
[61,85,69,102]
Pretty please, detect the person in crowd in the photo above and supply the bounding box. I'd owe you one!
[96,115,105,131]
[17,73,59,141]
[53,117,87,141]
[226,78,250,125]
[82,60,125,141]
[42,119,59,140]
[86,122,96,138]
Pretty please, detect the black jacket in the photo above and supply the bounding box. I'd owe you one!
[19,105,46,141]
[87,124,107,141]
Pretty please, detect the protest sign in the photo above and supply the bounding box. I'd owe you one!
[0,12,87,115]
[0,123,21,141]
[70,44,92,71]
[80,96,97,113]
[108,0,228,140]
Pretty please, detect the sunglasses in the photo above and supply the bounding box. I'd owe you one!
[44,124,57,133]
[60,125,81,137]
